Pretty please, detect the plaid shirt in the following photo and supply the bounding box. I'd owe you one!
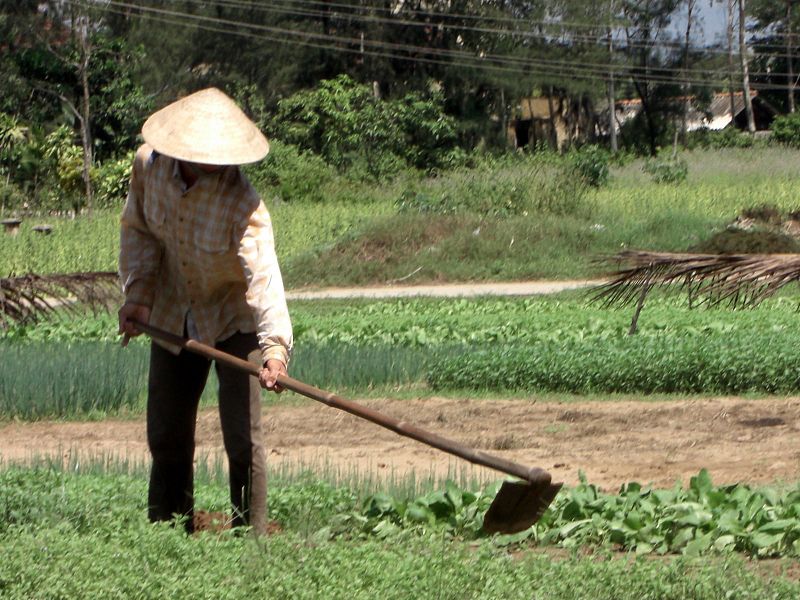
[119,144,292,366]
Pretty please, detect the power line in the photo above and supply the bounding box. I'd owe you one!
[151,0,797,57]
[73,0,795,90]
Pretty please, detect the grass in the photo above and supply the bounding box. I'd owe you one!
[285,147,800,287]
[1,462,800,598]
[0,200,387,275]
[4,147,800,287]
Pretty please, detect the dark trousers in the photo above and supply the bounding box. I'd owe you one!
[146,331,267,533]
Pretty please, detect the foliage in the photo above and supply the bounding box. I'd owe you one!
[685,127,759,150]
[427,331,800,395]
[568,144,610,187]
[4,466,799,599]
[771,112,800,148]
[394,154,587,217]
[9,293,800,348]
[243,140,336,203]
[0,341,149,419]
[643,152,689,184]
[356,470,800,558]
[91,151,135,209]
[271,75,459,178]
[4,148,800,288]
[0,339,445,419]
[39,126,85,213]
[0,202,389,276]
[7,295,800,416]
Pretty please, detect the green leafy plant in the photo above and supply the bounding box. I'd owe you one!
[772,112,800,147]
[569,144,610,187]
[271,74,458,178]
[91,151,135,209]
[643,151,689,184]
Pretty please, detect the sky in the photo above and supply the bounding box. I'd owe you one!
[670,2,728,45]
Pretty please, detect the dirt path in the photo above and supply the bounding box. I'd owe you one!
[2,396,799,490]
[286,279,603,300]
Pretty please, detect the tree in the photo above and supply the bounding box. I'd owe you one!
[739,0,756,133]
[751,0,798,113]
[621,0,683,155]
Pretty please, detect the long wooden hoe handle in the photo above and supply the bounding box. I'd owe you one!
[131,320,552,486]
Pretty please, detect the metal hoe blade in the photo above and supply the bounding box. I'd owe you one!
[483,480,563,535]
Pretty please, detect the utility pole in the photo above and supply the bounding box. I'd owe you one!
[77,17,93,213]
[608,0,618,153]
[681,0,695,142]
[739,0,756,133]
[726,0,736,121]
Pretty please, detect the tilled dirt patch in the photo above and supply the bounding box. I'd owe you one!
[1,396,799,490]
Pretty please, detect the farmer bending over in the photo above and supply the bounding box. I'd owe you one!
[118,88,292,534]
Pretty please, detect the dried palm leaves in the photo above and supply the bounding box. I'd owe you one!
[593,250,800,310]
[0,271,120,326]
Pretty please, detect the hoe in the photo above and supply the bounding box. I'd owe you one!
[133,320,562,534]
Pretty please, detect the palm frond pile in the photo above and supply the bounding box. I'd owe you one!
[593,251,800,309]
[0,271,120,326]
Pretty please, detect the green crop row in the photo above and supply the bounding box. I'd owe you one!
[356,469,800,559]
[5,462,800,559]
[0,341,443,419]
[6,294,800,347]
[2,464,800,599]
[427,332,800,395]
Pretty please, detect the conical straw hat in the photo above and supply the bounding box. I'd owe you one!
[142,88,269,165]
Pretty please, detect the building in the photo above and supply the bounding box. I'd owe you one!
[611,91,779,134]
[508,94,598,151]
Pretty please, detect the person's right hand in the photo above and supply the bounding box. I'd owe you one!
[118,303,151,347]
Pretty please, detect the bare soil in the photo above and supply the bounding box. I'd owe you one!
[1,396,799,490]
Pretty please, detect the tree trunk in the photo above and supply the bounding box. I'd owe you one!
[788,0,796,113]
[547,87,558,151]
[681,0,694,142]
[727,0,737,121]
[608,0,617,153]
[739,0,756,133]
[78,24,93,213]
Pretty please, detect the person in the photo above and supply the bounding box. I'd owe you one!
[117,88,292,535]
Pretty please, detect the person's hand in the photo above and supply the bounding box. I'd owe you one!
[118,303,151,347]
[258,359,287,393]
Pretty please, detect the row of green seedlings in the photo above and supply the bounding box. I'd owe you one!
[2,460,799,559]
[5,294,799,348]
[4,327,800,419]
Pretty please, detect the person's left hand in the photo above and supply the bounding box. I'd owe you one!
[258,359,287,393]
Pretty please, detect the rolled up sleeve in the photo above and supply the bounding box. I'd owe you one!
[119,147,163,307]
[236,202,293,366]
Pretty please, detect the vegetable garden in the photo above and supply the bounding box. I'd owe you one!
[3,149,800,597]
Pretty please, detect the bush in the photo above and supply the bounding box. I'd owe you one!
[0,179,26,211]
[92,151,134,209]
[685,127,757,149]
[395,155,586,217]
[771,112,800,147]
[643,152,688,184]
[271,75,459,179]
[568,144,610,187]
[244,140,336,203]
